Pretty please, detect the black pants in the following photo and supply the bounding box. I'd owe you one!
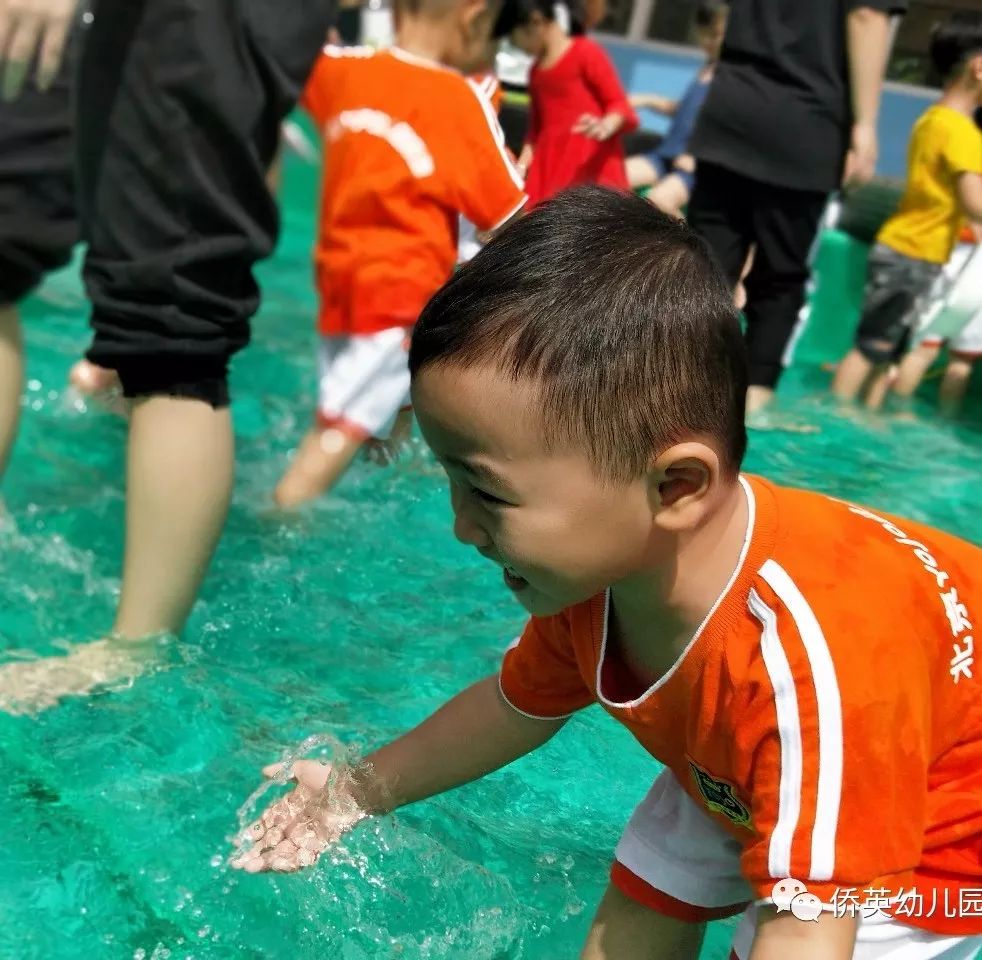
[77,0,335,405]
[0,37,77,305]
[688,162,828,389]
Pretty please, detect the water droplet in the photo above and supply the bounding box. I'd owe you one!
[133,950,146,960]
[209,854,223,868]
[196,926,211,939]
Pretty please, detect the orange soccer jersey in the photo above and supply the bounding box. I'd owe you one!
[500,475,982,935]
[302,46,527,336]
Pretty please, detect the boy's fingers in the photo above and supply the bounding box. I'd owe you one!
[230,846,262,870]
[262,762,289,780]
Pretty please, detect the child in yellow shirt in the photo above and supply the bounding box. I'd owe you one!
[831,11,982,410]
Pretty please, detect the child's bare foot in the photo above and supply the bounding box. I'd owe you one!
[273,427,365,509]
[0,636,162,715]
[69,360,120,395]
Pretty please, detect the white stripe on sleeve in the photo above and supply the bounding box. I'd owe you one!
[464,77,525,194]
[748,587,802,880]
[758,560,843,882]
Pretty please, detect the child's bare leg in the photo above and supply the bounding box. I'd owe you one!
[863,364,895,411]
[830,348,873,401]
[0,303,23,484]
[892,342,940,398]
[274,426,365,508]
[939,357,974,417]
[0,395,235,713]
[647,174,689,220]
[364,408,414,465]
[626,156,660,190]
[581,884,706,960]
[745,385,774,416]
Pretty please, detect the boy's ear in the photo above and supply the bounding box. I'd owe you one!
[646,442,722,532]
[461,0,491,32]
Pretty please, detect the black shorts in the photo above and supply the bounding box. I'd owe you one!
[0,38,77,305]
[78,0,335,405]
[854,244,942,364]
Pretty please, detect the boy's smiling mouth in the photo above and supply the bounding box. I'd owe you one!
[503,564,529,592]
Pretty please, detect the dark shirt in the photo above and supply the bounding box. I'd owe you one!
[689,0,908,193]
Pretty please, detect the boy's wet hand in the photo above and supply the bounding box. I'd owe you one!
[231,759,366,874]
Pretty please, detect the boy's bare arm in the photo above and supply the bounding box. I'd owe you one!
[843,6,894,185]
[354,674,567,812]
[956,171,982,224]
[233,675,567,872]
[749,907,858,960]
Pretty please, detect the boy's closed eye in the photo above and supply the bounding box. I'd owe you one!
[472,485,510,506]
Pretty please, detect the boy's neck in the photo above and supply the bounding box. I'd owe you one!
[608,479,750,678]
[396,20,453,66]
[938,79,981,117]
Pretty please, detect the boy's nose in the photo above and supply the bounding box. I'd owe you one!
[451,488,491,549]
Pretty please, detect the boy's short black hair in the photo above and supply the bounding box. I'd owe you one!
[930,11,982,83]
[695,0,727,28]
[410,186,748,481]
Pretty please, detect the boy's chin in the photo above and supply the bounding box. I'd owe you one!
[509,585,577,618]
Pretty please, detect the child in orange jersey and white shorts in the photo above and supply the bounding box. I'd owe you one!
[459,69,506,263]
[273,1,526,508]
[240,190,982,959]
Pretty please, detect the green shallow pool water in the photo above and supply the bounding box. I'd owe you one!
[2,151,982,960]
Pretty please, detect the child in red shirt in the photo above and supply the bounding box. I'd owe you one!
[273,7,526,508]
[506,0,637,206]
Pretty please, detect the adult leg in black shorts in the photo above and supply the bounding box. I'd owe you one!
[0,36,76,485]
[80,0,335,625]
[688,161,828,414]
[0,0,335,713]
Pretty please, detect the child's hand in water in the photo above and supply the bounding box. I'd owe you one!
[231,760,367,873]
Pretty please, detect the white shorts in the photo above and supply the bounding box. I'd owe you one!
[918,243,982,357]
[317,327,411,440]
[614,769,982,960]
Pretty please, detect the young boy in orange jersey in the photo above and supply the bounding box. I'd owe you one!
[236,189,982,960]
[273,0,527,508]
[459,63,506,263]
